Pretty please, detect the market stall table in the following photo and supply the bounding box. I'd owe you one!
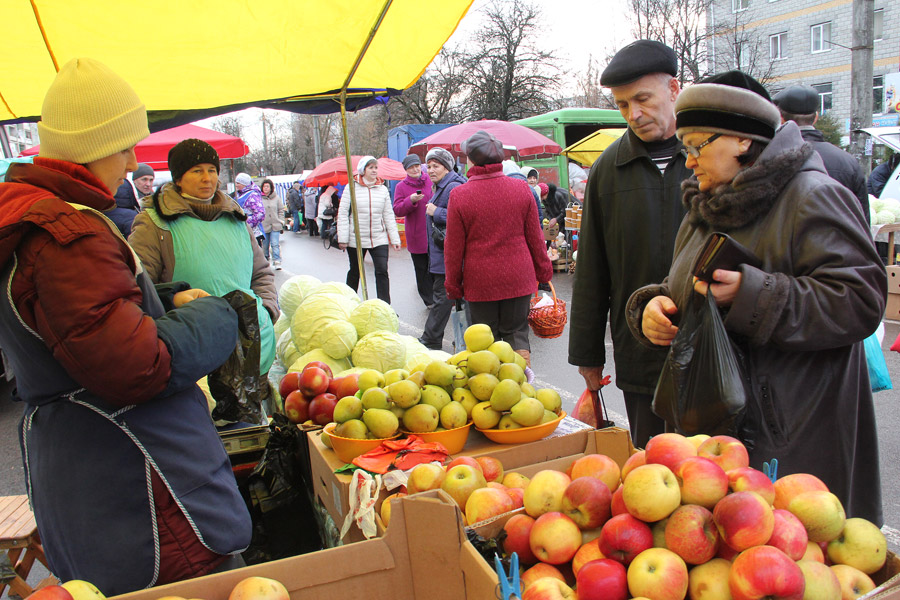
[0,495,54,596]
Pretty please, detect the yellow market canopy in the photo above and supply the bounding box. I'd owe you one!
[562,128,626,167]
[0,0,473,125]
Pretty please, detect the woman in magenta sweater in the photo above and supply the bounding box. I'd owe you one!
[444,131,553,366]
[393,154,434,307]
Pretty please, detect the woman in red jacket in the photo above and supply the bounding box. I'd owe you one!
[444,131,553,366]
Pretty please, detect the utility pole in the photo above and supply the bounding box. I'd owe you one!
[312,115,323,165]
[848,0,874,176]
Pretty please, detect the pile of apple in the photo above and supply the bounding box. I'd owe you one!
[27,574,291,600]
[496,432,888,600]
[381,455,531,527]
[279,361,359,427]
[27,579,106,600]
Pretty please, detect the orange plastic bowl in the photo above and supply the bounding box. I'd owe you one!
[402,421,473,454]
[475,411,566,444]
[323,423,401,464]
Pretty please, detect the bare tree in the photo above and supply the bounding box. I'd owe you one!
[713,13,778,85]
[628,0,715,85]
[456,0,562,121]
[392,49,467,124]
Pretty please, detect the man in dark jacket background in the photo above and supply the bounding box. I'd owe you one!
[568,40,691,448]
[773,85,869,225]
[287,179,303,233]
[109,162,153,236]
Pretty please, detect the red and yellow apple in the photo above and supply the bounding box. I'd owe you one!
[502,471,531,489]
[664,504,720,565]
[675,456,729,509]
[622,463,681,522]
[826,517,887,574]
[728,545,805,600]
[688,558,733,600]
[697,435,749,472]
[830,564,876,600]
[503,513,538,564]
[645,433,698,472]
[727,466,776,506]
[524,470,571,518]
[788,491,846,543]
[440,464,487,509]
[561,476,612,529]
[529,511,583,564]
[465,486,514,525]
[796,559,841,600]
[572,537,606,576]
[626,547,689,600]
[622,450,647,481]
[521,563,566,591]
[599,513,654,566]
[406,463,446,495]
[522,577,577,600]
[773,473,829,511]
[475,456,504,482]
[577,558,628,600]
[713,491,774,552]
[766,508,809,561]
[570,453,622,493]
[228,576,290,600]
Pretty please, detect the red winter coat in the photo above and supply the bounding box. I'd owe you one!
[444,163,552,301]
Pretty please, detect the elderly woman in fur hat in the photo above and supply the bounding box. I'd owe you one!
[625,71,886,525]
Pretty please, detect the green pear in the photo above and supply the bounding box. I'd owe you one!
[497,362,525,384]
[440,401,468,429]
[388,379,421,409]
[520,382,537,398]
[424,360,456,387]
[467,373,500,401]
[467,350,501,376]
[510,397,544,427]
[358,369,385,391]
[452,388,479,416]
[471,401,502,429]
[541,409,559,424]
[361,386,391,410]
[452,366,469,389]
[390,405,407,420]
[512,352,527,370]
[402,403,440,433]
[407,370,426,388]
[383,368,409,386]
[420,384,452,412]
[488,340,517,364]
[363,408,399,439]
[333,396,363,423]
[498,414,522,430]
[490,379,524,412]
[335,418,368,439]
[535,388,562,414]
[463,324,494,352]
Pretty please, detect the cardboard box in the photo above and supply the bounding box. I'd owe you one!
[109,491,498,600]
[308,423,633,543]
[886,266,900,320]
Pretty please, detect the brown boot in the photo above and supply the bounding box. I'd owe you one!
[515,349,531,368]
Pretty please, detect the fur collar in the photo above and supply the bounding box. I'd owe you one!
[683,144,813,230]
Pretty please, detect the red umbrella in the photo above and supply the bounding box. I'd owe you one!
[408,119,561,161]
[304,156,406,187]
[18,123,249,170]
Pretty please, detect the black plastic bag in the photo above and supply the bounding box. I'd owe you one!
[652,291,748,436]
[242,414,322,564]
[209,290,267,424]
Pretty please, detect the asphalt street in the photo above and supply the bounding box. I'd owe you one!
[1,229,899,593]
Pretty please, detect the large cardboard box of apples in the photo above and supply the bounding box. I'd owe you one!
[307,420,624,543]
[108,490,498,600]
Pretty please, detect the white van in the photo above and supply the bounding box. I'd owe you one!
[861,127,900,199]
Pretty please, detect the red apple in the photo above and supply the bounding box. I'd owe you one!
[626,547,690,600]
[773,473,829,511]
[610,485,628,516]
[522,577,577,600]
[465,487,514,525]
[713,491,775,552]
[503,513,538,564]
[577,558,628,600]
[329,373,360,399]
[521,563,566,592]
[767,508,809,561]
[283,389,311,424]
[573,537,606,576]
[447,455,483,473]
[570,453,622,493]
[476,456,504,482]
[279,371,302,399]
[802,540,826,563]
[299,366,330,398]
[24,587,75,600]
[506,487,525,509]
[697,435,750,472]
[728,545,805,600]
[530,512,583,564]
[727,466,776,505]
[645,433,697,472]
[665,504,720,565]
[621,450,646,481]
[599,513,654,566]
[675,456,729,509]
[561,476,612,530]
[308,392,338,425]
[716,540,740,561]
[305,360,333,378]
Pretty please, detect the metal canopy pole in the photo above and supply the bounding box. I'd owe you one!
[338,0,394,302]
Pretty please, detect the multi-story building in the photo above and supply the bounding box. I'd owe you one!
[707,0,899,133]
[1,122,39,158]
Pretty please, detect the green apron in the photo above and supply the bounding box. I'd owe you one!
[145,208,275,372]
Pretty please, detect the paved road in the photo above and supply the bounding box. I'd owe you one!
[1,230,899,593]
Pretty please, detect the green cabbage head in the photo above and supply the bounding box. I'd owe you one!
[349,299,399,338]
[351,331,406,372]
[290,292,357,354]
[288,348,351,375]
[278,274,322,320]
[319,320,358,360]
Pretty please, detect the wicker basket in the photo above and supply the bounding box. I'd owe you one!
[528,281,567,339]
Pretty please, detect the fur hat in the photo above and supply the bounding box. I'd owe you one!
[402,154,421,169]
[461,130,504,166]
[601,40,677,88]
[425,147,455,172]
[675,70,781,143]
[38,57,149,164]
[132,163,154,180]
[168,139,220,183]
[234,172,252,186]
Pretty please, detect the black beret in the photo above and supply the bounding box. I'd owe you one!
[461,130,505,166]
[600,40,677,87]
[772,85,819,115]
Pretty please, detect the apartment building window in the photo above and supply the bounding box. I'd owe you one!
[874,9,883,41]
[770,32,787,60]
[811,22,832,53]
[874,75,884,114]
[733,0,749,12]
[736,41,750,69]
[812,83,833,114]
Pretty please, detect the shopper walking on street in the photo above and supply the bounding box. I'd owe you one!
[304,184,319,237]
[419,148,467,350]
[337,156,401,303]
[568,40,691,448]
[260,178,285,269]
[234,172,265,246]
[0,57,250,595]
[445,131,552,366]
[287,178,303,232]
[317,185,337,238]
[393,154,435,307]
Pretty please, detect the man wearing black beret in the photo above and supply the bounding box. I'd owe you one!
[773,85,869,225]
[569,40,692,447]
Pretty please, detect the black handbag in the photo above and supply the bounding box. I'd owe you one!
[432,224,446,249]
[323,206,336,217]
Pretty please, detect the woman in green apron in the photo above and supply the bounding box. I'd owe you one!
[129,139,279,379]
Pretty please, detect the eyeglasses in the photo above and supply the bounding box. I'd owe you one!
[684,133,722,158]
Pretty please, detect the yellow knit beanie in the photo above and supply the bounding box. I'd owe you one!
[38,57,149,164]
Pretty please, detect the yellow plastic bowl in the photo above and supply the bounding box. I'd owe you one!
[475,411,566,444]
[323,423,401,464]
[402,421,473,454]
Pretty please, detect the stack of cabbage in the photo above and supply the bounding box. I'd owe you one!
[871,196,900,225]
[273,275,449,377]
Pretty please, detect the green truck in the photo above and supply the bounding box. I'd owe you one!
[513,108,627,190]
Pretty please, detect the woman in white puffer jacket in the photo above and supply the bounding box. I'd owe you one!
[338,156,401,303]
